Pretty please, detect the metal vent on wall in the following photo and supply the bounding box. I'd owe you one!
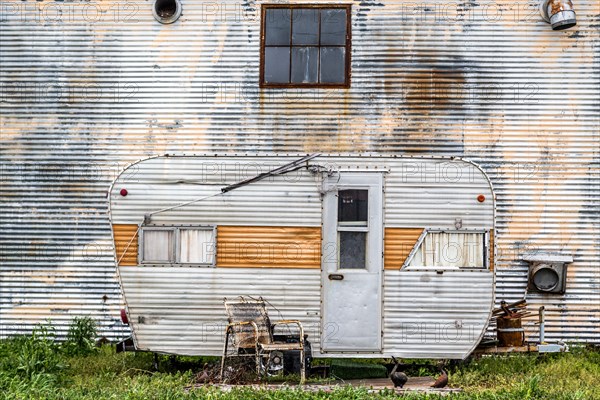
[524,254,573,294]
[153,0,182,24]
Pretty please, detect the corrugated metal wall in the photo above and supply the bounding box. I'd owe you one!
[1,0,598,342]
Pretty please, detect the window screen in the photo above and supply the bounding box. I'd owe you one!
[261,5,351,87]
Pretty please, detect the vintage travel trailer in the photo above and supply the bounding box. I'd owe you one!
[1,0,598,351]
[109,154,496,358]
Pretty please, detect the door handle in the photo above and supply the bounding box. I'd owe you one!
[328,274,344,280]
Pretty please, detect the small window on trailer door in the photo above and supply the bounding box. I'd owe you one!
[407,231,489,269]
[139,226,216,266]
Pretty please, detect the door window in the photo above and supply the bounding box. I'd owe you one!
[337,189,368,269]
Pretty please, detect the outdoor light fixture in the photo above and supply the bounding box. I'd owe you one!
[540,0,577,30]
[153,0,182,24]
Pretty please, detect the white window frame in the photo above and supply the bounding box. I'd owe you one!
[139,225,217,267]
[336,189,370,270]
[402,229,491,270]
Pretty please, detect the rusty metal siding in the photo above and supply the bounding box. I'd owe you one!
[1,0,599,344]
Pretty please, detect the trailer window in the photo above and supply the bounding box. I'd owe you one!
[180,229,215,264]
[142,229,174,263]
[407,231,487,269]
[139,226,215,266]
[260,5,351,88]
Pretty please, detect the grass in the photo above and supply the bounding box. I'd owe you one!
[1,320,599,399]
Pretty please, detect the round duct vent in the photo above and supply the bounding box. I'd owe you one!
[153,0,182,24]
[539,0,576,30]
[532,264,560,291]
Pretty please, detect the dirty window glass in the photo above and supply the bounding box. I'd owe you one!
[142,230,174,262]
[338,189,368,224]
[261,6,350,87]
[141,227,216,265]
[292,9,319,45]
[339,231,366,269]
[320,9,347,45]
[265,9,291,45]
[180,229,215,264]
[291,47,318,83]
[320,47,345,84]
[264,47,291,84]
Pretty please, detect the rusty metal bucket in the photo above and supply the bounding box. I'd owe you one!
[497,316,525,347]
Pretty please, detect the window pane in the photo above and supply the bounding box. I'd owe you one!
[143,230,173,262]
[292,9,319,45]
[264,47,290,83]
[408,232,485,268]
[338,189,368,223]
[291,47,318,83]
[320,47,346,84]
[180,229,215,264]
[320,9,347,45]
[339,231,366,269]
[265,9,291,45]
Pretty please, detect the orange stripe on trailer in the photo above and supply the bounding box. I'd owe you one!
[113,224,138,266]
[384,228,424,270]
[217,226,321,269]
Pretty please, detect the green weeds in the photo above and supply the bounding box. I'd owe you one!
[62,316,98,357]
[1,320,598,399]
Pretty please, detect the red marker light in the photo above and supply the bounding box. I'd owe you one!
[477,194,486,203]
[120,188,128,197]
[120,309,129,325]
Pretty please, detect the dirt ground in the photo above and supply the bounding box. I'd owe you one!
[200,376,462,396]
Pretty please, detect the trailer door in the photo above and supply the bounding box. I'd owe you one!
[321,172,383,352]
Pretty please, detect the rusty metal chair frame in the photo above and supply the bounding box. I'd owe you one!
[219,296,306,384]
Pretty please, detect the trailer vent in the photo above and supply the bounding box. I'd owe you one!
[524,253,573,294]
